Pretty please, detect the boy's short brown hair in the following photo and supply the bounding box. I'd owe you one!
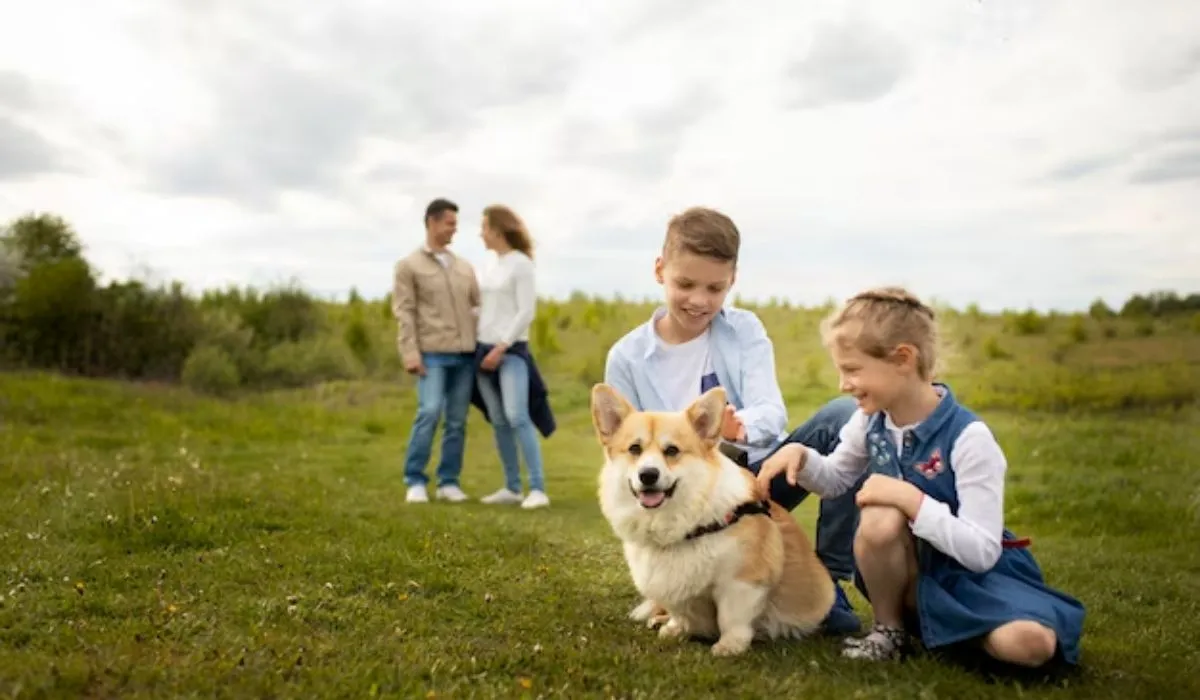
[662,206,740,266]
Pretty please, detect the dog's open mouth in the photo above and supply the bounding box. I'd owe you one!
[630,483,677,509]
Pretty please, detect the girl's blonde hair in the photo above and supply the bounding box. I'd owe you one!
[820,286,940,380]
[483,204,534,259]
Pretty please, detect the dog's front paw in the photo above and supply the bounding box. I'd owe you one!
[629,599,656,622]
[631,600,670,629]
[711,633,752,657]
[658,618,685,639]
[647,610,671,630]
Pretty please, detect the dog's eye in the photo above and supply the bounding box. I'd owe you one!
[628,443,642,456]
[663,445,680,458]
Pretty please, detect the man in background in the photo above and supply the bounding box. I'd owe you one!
[392,198,481,503]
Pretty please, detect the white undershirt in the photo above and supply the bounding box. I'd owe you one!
[796,407,1008,574]
[477,250,536,345]
[652,327,720,412]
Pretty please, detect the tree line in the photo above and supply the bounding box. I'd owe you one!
[1,211,1196,394]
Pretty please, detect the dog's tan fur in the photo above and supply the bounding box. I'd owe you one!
[591,383,836,656]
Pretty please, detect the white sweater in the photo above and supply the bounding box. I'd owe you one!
[477,250,537,346]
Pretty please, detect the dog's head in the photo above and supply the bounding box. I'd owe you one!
[590,383,727,510]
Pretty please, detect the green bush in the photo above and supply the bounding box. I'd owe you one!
[261,337,364,388]
[1004,309,1046,336]
[181,345,241,396]
[982,335,1010,360]
[343,314,374,367]
[1066,315,1089,344]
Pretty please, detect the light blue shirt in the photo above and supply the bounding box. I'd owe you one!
[603,306,789,465]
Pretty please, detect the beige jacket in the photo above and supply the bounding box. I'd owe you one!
[392,246,480,360]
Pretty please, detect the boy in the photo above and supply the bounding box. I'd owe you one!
[603,206,863,636]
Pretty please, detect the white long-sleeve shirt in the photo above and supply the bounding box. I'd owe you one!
[476,250,537,346]
[796,409,1008,573]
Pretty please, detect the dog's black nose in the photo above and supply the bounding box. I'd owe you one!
[637,466,660,485]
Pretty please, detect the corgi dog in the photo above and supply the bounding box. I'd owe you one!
[590,383,837,656]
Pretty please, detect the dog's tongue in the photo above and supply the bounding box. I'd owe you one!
[639,490,666,508]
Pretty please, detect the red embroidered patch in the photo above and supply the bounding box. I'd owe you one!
[915,448,944,479]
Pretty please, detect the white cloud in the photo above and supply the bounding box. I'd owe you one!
[0,0,1198,312]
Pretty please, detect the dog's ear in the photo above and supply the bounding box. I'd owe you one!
[591,383,633,444]
[685,386,726,443]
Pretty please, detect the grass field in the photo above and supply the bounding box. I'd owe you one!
[2,302,1200,698]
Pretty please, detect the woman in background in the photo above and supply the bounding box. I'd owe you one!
[473,204,555,509]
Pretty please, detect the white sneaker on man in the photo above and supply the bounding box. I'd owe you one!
[435,485,469,502]
[521,490,550,509]
[405,485,429,503]
[480,488,524,505]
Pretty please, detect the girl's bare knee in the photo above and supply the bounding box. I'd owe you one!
[985,621,1058,667]
[856,505,908,549]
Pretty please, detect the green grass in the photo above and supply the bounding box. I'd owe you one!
[2,360,1199,699]
[2,300,1199,698]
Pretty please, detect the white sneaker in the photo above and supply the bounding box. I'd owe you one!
[480,488,524,505]
[521,490,550,509]
[405,485,428,503]
[435,485,469,502]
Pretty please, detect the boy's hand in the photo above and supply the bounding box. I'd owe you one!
[721,404,746,442]
[756,443,807,491]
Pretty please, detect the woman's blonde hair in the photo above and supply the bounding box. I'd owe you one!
[483,204,534,259]
[820,286,940,380]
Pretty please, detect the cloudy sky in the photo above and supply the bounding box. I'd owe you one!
[1,0,1197,311]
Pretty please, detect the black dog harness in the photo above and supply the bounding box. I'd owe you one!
[684,499,772,541]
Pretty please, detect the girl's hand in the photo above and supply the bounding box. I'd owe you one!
[756,443,807,491]
[855,474,925,520]
[480,345,506,371]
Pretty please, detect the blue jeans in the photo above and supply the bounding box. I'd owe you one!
[476,354,546,493]
[748,395,865,582]
[403,352,475,488]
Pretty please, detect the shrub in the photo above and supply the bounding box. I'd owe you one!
[1088,298,1115,319]
[1066,315,1089,344]
[531,312,562,357]
[261,337,364,388]
[343,315,374,367]
[181,345,241,396]
[194,305,257,376]
[982,335,1010,360]
[1005,309,1046,336]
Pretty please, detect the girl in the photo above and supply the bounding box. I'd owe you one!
[474,204,553,510]
[756,287,1085,669]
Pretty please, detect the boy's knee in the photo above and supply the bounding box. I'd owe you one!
[855,505,908,549]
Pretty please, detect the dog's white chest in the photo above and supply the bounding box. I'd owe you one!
[624,536,737,603]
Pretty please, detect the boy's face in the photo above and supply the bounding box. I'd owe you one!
[654,250,736,338]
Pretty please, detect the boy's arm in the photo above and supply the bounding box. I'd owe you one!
[603,344,642,409]
[732,313,788,446]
